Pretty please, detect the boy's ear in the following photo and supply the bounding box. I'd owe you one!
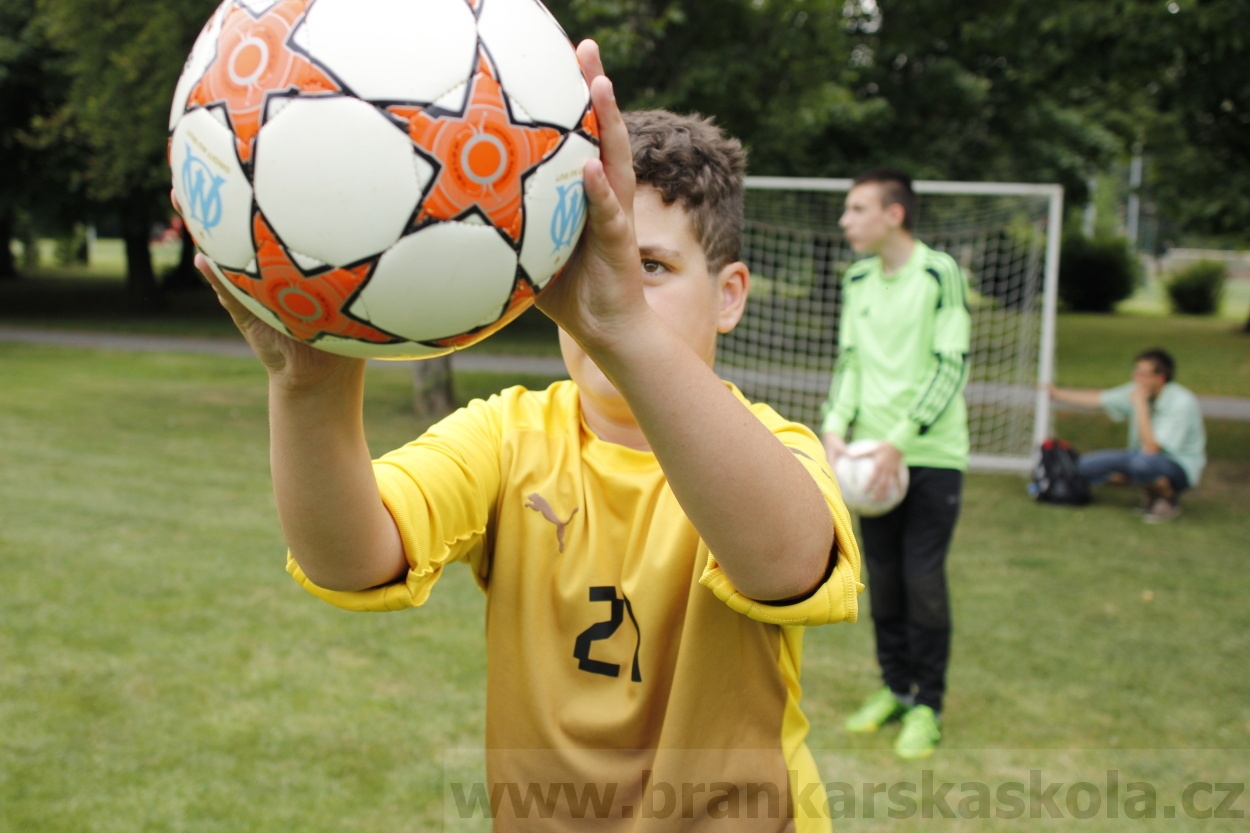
[716,261,750,334]
[884,201,906,230]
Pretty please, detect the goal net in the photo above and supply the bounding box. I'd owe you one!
[717,178,1063,473]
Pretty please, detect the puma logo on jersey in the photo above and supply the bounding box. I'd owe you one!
[525,493,579,553]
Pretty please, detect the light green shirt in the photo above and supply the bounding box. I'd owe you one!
[820,241,971,470]
[1100,381,1207,487]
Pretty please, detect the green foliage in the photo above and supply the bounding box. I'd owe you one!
[0,0,83,274]
[633,0,1250,243]
[543,0,1132,188]
[34,0,218,201]
[1167,259,1227,316]
[547,0,877,175]
[830,0,1124,194]
[1,0,1247,281]
[1144,0,1250,239]
[51,222,86,265]
[26,0,217,298]
[1058,234,1139,313]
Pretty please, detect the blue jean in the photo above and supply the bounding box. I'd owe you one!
[1077,449,1190,493]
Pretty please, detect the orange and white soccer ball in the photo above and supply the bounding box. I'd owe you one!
[169,0,598,359]
[834,440,910,517]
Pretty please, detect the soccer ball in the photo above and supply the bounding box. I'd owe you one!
[834,440,909,517]
[169,0,598,359]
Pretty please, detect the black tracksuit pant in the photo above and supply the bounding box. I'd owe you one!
[857,467,963,713]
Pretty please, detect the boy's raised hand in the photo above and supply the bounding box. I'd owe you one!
[172,191,361,388]
[535,40,649,352]
[193,252,363,390]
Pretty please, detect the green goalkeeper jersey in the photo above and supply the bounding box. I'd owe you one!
[821,240,971,471]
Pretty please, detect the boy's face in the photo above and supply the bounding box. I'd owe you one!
[559,185,748,419]
[840,182,904,254]
[1132,359,1167,397]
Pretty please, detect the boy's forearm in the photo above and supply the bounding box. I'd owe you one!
[1051,386,1102,409]
[1133,400,1161,454]
[588,316,834,601]
[269,368,407,592]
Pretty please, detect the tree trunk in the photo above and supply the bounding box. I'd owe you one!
[0,211,16,280]
[412,355,456,418]
[20,223,37,270]
[122,211,161,312]
[162,224,204,291]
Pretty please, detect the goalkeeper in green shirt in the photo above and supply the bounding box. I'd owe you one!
[821,169,970,759]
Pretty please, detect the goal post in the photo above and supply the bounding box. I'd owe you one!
[717,177,1064,473]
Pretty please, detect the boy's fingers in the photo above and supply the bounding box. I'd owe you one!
[581,157,631,252]
[575,39,604,85]
[868,463,893,500]
[590,79,636,229]
[576,39,633,225]
[196,253,257,328]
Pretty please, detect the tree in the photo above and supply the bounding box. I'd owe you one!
[412,357,456,418]
[0,0,77,279]
[1011,0,1250,244]
[1044,0,1250,327]
[1141,0,1250,240]
[544,1,1129,193]
[35,0,218,307]
[546,1,877,174]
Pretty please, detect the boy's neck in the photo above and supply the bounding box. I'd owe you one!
[877,233,916,276]
[578,392,651,451]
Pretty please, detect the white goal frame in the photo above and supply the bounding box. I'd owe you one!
[722,177,1064,474]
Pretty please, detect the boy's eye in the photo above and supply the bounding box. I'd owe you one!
[641,259,667,274]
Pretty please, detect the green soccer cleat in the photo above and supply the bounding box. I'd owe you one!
[894,705,941,759]
[844,687,908,734]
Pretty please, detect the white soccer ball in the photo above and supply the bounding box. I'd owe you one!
[169,0,598,359]
[834,439,909,517]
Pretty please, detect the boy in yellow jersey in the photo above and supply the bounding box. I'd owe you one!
[195,41,860,831]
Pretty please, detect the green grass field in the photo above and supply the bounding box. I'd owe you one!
[3,246,1249,828]
[1,339,1247,831]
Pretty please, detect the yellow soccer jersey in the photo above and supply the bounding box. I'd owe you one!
[289,380,861,831]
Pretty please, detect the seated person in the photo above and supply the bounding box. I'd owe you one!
[1049,348,1206,522]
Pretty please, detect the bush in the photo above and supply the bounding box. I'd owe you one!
[1058,234,1139,313]
[1166,259,1227,316]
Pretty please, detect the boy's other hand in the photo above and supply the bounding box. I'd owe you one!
[535,39,648,352]
[194,253,363,389]
[858,441,903,501]
[822,433,848,467]
[172,188,362,389]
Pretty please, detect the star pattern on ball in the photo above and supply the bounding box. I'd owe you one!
[188,0,339,165]
[389,54,562,246]
[222,213,399,345]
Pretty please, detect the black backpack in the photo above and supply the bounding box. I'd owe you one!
[1029,438,1091,505]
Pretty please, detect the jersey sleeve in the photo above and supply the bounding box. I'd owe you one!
[286,395,504,612]
[887,257,971,452]
[820,272,862,438]
[698,417,863,627]
[1099,382,1135,422]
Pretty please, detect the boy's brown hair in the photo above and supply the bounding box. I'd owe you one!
[852,167,917,232]
[623,110,746,273]
[1135,348,1176,382]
